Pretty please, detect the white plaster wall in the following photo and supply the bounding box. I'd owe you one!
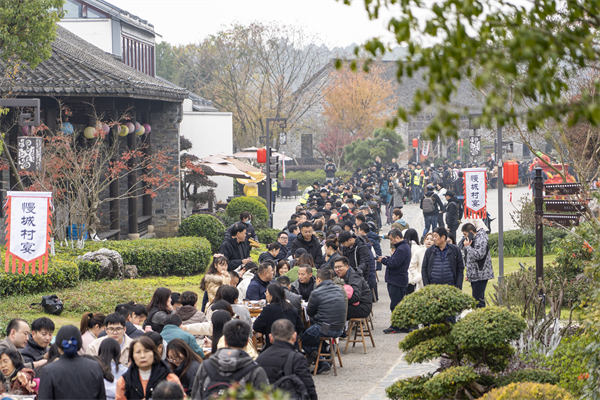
[58,19,113,53]
[180,106,234,203]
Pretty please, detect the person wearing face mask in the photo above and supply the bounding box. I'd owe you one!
[20,318,54,364]
[224,211,258,243]
[115,336,182,400]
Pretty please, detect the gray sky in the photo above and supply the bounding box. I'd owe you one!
[108,0,396,47]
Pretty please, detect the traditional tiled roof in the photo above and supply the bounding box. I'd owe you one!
[0,26,187,102]
[155,76,218,112]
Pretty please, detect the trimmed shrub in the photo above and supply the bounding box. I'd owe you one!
[217,210,238,228]
[392,285,477,328]
[250,196,267,207]
[77,238,212,277]
[497,369,559,387]
[423,366,479,399]
[226,197,269,227]
[0,257,79,296]
[256,228,280,244]
[77,260,102,281]
[386,374,432,400]
[488,229,567,257]
[481,382,574,399]
[451,306,527,371]
[543,334,592,397]
[178,214,226,253]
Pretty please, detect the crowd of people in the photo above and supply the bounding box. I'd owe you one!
[0,157,501,400]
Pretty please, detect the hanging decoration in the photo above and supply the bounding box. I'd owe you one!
[118,125,129,137]
[4,191,53,275]
[421,141,431,157]
[463,168,487,219]
[125,122,135,135]
[60,122,74,135]
[134,122,145,136]
[83,126,96,139]
[142,124,151,134]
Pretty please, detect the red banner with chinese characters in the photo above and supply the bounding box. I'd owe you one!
[4,191,53,274]
[463,168,487,219]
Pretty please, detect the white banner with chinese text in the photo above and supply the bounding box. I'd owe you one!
[5,191,52,274]
[463,168,487,219]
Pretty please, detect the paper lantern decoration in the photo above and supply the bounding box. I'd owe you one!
[503,161,519,187]
[61,122,74,135]
[412,138,418,148]
[125,122,135,135]
[102,123,110,135]
[83,126,96,139]
[21,126,31,136]
[257,148,267,163]
[135,125,145,136]
[118,125,129,137]
[142,124,151,134]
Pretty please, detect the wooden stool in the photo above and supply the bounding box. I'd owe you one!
[314,337,343,376]
[344,318,375,354]
[366,313,374,330]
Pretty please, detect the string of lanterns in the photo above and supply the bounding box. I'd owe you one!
[59,121,151,139]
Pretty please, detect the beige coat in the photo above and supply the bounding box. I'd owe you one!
[408,246,427,291]
[86,334,133,366]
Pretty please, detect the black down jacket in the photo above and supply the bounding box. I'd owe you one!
[306,279,347,330]
[342,235,374,281]
[290,235,324,266]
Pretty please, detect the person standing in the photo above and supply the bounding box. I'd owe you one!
[453,171,465,217]
[459,223,493,308]
[421,227,465,290]
[444,191,460,240]
[420,184,444,240]
[324,159,337,183]
[411,163,424,204]
[378,229,411,334]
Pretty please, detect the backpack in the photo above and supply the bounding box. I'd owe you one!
[202,360,259,400]
[32,295,64,316]
[272,352,310,400]
[422,195,435,213]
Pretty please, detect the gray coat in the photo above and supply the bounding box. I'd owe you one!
[390,180,405,208]
[459,228,494,282]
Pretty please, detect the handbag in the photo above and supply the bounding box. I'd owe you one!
[32,295,64,316]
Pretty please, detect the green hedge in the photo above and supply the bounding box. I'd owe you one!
[59,237,212,277]
[178,214,226,253]
[256,228,280,244]
[77,260,102,280]
[0,257,79,296]
[226,197,269,227]
[488,229,567,257]
[286,169,353,190]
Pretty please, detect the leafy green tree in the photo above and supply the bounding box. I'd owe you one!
[0,0,64,68]
[347,0,600,140]
[343,127,405,170]
[156,41,177,82]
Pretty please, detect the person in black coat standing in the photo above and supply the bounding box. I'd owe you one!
[290,222,324,266]
[453,171,465,217]
[256,319,318,400]
[253,284,304,352]
[444,191,460,241]
[422,227,465,290]
[37,325,106,400]
[378,228,411,334]
[219,223,252,271]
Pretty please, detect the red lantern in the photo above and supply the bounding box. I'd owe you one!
[257,148,267,163]
[503,161,519,187]
[412,138,418,148]
[460,139,464,147]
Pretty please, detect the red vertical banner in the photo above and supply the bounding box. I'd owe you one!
[4,191,53,275]
[463,168,487,219]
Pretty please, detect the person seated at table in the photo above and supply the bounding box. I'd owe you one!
[276,275,302,311]
[237,263,258,302]
[256,319,317,400]
[286,253,318,281]
[219,223,252,271]
[321,238,343,271]
[246,263,274,301]
[258,243,280,264]
[175,291,207,326]
[275,232,290,261]
[334,257,373,320]
[209,286,253,332]
[166,339,202,397]
[0,348,37,396]
[190,320,267,400]
[253,284,304,352]
[159,315,204,359]
[275,260,290,277]
[302,269,346,374]
[291,265,317,302]
[209,310,258,360]
[199,255,231,310]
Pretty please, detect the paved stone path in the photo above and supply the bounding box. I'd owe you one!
[271,185,529,399]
